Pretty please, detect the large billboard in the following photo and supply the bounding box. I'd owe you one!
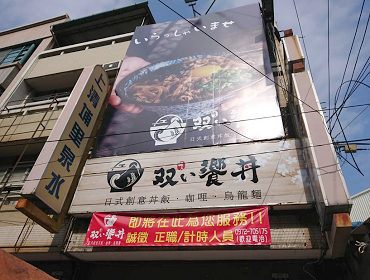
[93,3,284,157]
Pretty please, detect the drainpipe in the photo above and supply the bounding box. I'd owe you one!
[19,44,36,66]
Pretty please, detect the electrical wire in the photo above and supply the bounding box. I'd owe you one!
[335,111,363,175]
[332,104,370,139]
[327,8,370,174]
[336,138,370,145]
[261,138,285,205]
[156,0,330,124]
[2,100,370,172]
[327,79,370,127]
[336,150,360,173]
[156,0,353,178]
[330,67,370,132]
[205,0,216,15]
[327,79,370,144]
[3,1,362,161]
[332,0,366,126]
[1,1,367,195]
[1,137,359,186]
[348,56,370,94]
[330,13,370,133]
[341,13,370,103]
[2,101,370,152]
[292,0,314,79]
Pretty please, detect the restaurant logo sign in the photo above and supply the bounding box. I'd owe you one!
[107,159,144,192]
[150,114,185,146]
[70,140,313,214]
[104,214,118,227]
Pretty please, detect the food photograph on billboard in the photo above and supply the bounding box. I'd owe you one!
[94,3,284,157]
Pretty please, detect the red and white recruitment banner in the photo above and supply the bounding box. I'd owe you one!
[84,206,271,247]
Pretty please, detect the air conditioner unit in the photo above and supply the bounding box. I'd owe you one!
[102,61,121,72]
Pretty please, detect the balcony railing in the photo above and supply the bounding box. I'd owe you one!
[1,92,69,117]
[39,32,133,59]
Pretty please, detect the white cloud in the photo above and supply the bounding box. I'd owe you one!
[0,0,136,31]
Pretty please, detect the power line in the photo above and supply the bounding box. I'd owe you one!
[156,0,330,124]
[342,13,370,101]
[349,56,370,94]
[205,0,216,15]
[332,104,370,140]
[335,108,363,175]
[336,138,370,144]
[156,0,345,172]
[261,138,286,205]
[4,135,368,186]
[1,1,366,187]
[330,64,370,132]
[330,71,370,133]
[0,141,335,185]
[332,0,366,127]
[1,101,370,153]
[292,0,314,79]
[0,1,347,164]
[336,150,361,173]
[326,80,370,124]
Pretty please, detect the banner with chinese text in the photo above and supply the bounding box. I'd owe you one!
[84,207,271,246]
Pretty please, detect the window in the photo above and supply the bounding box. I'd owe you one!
[0,44,36,66]
[0,49,11,63]
[0,165,32,189]
[0,155,38,190]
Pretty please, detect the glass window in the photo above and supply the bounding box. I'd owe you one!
[0,49,11,63]
[0,44,36,66]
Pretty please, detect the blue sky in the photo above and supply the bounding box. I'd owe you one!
[0,0,369,196]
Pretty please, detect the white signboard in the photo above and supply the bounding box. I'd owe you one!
[70,139,313,214]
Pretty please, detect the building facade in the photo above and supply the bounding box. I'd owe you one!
[0,2,354,279]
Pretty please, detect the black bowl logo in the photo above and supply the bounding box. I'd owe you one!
[107,159,144,192]
[150,114,185,146]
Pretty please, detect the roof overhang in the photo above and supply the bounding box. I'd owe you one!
[351,216,370,236]
[51,2,155,47]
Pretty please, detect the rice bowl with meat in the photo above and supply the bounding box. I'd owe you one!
[115,51,268,118]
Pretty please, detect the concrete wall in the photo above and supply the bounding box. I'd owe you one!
[26,41,130,79]
[0,37,55,105]
[0,204,68,256]
[0,109,62,142]
[0,63,21,90]
[0,16,67,50]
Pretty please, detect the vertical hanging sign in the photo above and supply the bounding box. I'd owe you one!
[21,65,108,214]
